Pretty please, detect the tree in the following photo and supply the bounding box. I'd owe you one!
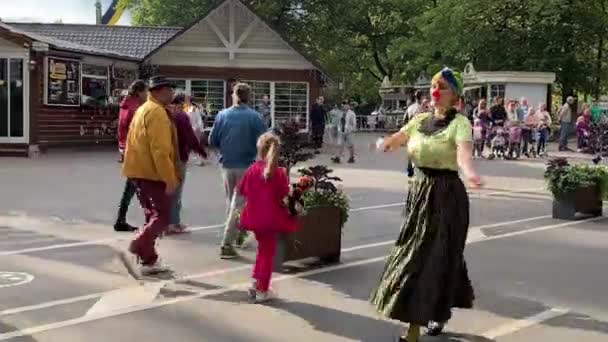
[121,0,608,104]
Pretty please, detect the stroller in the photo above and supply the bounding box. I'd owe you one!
[506,123,522,160]
[488,127,507,160]
[526,128,539,158]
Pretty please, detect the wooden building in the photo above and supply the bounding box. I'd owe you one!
[0,0,327,156]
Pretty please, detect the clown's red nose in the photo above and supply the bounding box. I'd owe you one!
[432,89,440,100]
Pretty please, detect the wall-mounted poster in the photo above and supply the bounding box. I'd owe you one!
[45,57,81,106]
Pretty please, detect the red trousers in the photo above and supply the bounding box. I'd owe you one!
[252,232,277,292]
[130,179,170,266]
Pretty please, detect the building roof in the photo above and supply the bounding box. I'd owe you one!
[0,21,140,60]
[1,0,327,77]
[143,0,329,79]
[6,23,181,59]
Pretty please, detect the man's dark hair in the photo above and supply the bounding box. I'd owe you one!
[234,83,251,104]
[414,90,424,102]
[128,80,147,96]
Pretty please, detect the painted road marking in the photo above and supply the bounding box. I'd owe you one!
[482,307,570,339]
[85,282,164,317]
[0,189,552,257]
[341,215,551,253]
[0,214,555,318]
[0,216,603,340]
[0,272,34,288]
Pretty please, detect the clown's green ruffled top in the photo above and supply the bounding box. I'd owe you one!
[400,113,472,171]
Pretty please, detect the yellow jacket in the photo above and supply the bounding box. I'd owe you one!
[122,95,179,190]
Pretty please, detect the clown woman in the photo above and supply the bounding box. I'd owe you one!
[370,67,481,342]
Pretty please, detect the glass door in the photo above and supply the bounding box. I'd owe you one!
[0,57,27,142]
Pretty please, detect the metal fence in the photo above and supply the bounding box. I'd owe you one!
[355,114,405,132]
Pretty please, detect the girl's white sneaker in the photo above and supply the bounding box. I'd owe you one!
[254,289,277,303]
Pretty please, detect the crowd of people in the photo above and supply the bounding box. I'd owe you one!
[111,65,488,341]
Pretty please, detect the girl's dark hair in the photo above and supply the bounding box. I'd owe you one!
[172,93,186,105]
[128,80,147,96]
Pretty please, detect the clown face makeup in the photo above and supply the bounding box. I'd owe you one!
[430,77,457,109]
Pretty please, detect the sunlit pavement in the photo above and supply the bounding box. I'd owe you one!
[1,134,607,341]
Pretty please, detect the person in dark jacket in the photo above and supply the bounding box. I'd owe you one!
[114,80,147,232]
[310,96,327,152]
[490,96,507,127]
[166,94,208,234]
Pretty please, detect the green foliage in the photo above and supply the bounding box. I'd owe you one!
[298,166,350,227]
[544,158,608,199]
[121,0,608,102]
[273,120,314,172]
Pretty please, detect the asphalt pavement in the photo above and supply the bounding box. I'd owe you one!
[0,133,607,341]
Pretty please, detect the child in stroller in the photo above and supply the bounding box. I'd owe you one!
[488,126,507,160]
[472,119,485,158]
[506,121,522,159]
[522,108,539,158]
[576,109,592,152]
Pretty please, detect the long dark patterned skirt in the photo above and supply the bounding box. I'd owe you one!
[370,167,474,325]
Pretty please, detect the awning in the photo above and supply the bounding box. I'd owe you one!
[463,85,482,91]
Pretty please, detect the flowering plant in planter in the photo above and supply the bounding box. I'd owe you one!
[544,157,608,200]
[297,165,351,227]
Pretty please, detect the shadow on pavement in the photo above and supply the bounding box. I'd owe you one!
[546,312,608,334]
[269,300,402,342]
[0,321,39,341]
[434,332,495,342]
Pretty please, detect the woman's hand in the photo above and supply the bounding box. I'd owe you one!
[457,141,482,189]
[381,131,408,152]
[465,172,482,189]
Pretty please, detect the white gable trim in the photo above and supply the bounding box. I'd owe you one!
[232,0,313,68]
[146,0,317,70]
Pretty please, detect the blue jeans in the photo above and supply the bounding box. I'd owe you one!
[559,122,572,149]
[169,164,187,225]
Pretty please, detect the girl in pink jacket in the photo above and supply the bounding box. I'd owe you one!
[237,132,297,302]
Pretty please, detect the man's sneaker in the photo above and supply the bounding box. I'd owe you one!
[114,222,137,232]
[235,231,248,248]
[140,260,171,276]
[220,245,239,259]
[117,250,141,279]
[347,157,355,164]
[254,289,276,303]
[331,156,341,164]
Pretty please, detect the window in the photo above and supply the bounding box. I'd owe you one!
[191,79,225,115]
[81,64,108,105]
[243,80,271,110]
[274,82,308,128]
[489,84,505,100]
[168,79,186,91]
[166,79,225,115]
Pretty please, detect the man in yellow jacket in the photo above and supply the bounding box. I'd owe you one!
[120,76,179,276]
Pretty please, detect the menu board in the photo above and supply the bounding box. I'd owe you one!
[45,57,81,106]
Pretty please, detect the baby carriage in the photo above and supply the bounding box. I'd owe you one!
[488,128,507,160]
[472,121,485,158]
[506,123,522,159]
[526,128,539,158]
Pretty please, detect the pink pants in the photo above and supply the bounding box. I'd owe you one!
[252,232,277,292]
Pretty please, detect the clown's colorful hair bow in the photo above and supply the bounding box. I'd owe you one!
[432,67,464,96]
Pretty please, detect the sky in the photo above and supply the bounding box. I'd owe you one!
[0,0,132,25]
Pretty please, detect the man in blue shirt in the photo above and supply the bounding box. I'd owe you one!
[209,83,267,259]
